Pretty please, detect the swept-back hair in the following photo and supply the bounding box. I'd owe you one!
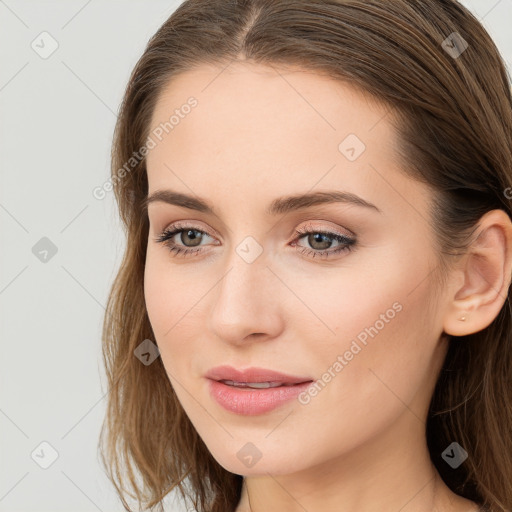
[99,1,512,511]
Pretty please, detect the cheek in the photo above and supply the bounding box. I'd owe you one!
[144,255,171,332]
[143,251,211,370]
[300,265,439,428]
[144,253,181,354]
[144,250,193,329]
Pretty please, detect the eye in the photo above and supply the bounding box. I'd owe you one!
[291,222,356,259]
[153,221,216,258]
[153,221,356,259]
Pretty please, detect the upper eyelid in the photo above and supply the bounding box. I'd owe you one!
[159,221,354,243]
[150,210,357,237]
[162,222,215,238]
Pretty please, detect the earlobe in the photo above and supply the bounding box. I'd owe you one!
[442,209,512,337]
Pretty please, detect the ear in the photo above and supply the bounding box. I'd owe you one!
[443,209,512,337]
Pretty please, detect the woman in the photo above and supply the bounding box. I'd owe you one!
[99,1,512,511]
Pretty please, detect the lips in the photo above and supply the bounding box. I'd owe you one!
[219,380,295,388]
[205,366,315,415]
[205,365,313,385]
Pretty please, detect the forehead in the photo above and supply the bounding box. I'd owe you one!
[144,61,430,226]
[148,60,392,141]
[148,62,395,171]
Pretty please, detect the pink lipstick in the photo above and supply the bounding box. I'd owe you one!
[205,365,314,415]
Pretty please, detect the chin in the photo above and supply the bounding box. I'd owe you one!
[203,438,308,476]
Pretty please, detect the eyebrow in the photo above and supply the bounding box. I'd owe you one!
[142,189,381,216]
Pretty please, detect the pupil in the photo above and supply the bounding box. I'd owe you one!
[310,233,331,250]
[183,229,202,247]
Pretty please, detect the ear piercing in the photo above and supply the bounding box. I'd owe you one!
[459,314,468,322]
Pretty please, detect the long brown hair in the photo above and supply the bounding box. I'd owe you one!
[98,1,512,511]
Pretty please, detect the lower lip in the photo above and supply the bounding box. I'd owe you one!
[207,379,313,415]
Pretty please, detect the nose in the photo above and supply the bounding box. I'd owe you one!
[207,253,284,346]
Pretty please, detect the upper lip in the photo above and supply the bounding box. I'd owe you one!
[205,365,313,384]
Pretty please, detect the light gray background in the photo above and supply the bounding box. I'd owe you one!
[1,1,511,511]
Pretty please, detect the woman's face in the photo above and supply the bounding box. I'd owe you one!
[144,61,452,476]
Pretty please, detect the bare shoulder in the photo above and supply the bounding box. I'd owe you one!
[452,496,482,512]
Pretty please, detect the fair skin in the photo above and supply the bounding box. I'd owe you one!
[143,61,512,512]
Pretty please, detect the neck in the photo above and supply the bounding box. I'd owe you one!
[234,413,476,512]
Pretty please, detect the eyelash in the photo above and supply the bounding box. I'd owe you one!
[153,221,356,260]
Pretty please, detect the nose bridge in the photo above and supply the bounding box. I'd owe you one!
[218,215,270,294]
[207,238,282,342]
[216,242,270,313]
